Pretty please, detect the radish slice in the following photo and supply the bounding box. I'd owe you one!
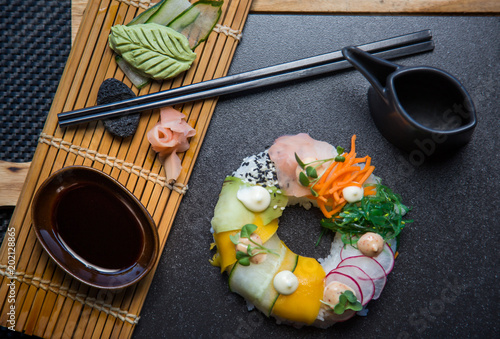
[375,243,395,275]
[338,256,386,299]
[340,244,362,260]
[332,265,375,305]
[325,271,363,305]
[340,243,395,275]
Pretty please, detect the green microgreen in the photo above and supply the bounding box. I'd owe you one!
[230,224,279,266]
[294,153,306,168]
[235,251,250,266]
[319,183,413,246]
[298,171,310,187]
[321,290,362,315]
[306,166,318,178]
[294,148,346,196]
[240,223,257,238]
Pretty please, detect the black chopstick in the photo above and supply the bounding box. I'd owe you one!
[58,30,433,127]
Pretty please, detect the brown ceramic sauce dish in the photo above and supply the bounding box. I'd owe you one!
[32,166,159,289]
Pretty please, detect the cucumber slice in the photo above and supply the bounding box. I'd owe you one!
[268,253,299,316]
[211,177,255,234]
[115,55,151,89]
[127,0,165,26]
[211,177,287,234]
[263,246,299,316]
[168,1,223,49]
[228,234,286,313]
[145,0,191,26]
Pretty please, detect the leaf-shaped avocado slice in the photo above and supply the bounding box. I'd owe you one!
[109,23,196,80]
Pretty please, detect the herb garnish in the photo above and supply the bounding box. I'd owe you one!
[321,290,362,315]
[230,224,279,266]
[319,183,412,246]
[295,146,345,197]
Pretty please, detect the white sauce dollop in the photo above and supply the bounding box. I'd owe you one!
[342,186,364,203]
[273,270,299,295]
[237,186,271,212]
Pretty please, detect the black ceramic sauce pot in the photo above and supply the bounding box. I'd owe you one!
[342,46,477,156]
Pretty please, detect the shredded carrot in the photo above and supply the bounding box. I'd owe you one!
[363,185,377,196]
[317,199,329,216]
[311,135,376,219]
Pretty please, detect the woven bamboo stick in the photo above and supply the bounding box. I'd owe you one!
[15,1,118,336]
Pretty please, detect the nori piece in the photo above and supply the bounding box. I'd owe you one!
[96,78,141,138]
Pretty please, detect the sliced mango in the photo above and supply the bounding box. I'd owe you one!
[211,216,279,273]
[253,215,279,243]
[212,230,238,273]
[271,256,325,325]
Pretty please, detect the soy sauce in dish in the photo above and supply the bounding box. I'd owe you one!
[53,182,144,271]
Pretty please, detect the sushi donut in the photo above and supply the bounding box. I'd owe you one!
[210,134,411,328]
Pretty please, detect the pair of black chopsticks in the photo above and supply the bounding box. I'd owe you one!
[57,30,434,127]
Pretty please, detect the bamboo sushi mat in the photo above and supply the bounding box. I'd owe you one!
[0,0,252,337]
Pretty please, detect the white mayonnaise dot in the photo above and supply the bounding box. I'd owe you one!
[357,232,384,257]
[342,186,364,203]
[236,186,271,212]
[273,270,299,295]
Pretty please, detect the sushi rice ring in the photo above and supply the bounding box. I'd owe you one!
[210,133,411,328]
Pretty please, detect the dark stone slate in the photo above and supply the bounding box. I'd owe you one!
[96,78,140,138]
[132,15,500,339]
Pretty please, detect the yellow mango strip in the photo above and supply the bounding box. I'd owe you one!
[271,256,325,325]
[211,217,279,274]
[211,230,238,273]
[253,215,279,243]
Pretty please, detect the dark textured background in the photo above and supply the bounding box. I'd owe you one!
[133,15,499,339]
[1,3,499,338]
[0,0,71,241]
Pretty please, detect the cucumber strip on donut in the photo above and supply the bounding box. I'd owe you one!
[228,234,287,313]
[262,245,298,316]
[211,177,287,234]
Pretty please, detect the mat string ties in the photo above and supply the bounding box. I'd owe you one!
[0,265,140,324]
[115,0,243,41]
[38,133,188,195]
[213,24,243,41]
[116,0,153,9]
